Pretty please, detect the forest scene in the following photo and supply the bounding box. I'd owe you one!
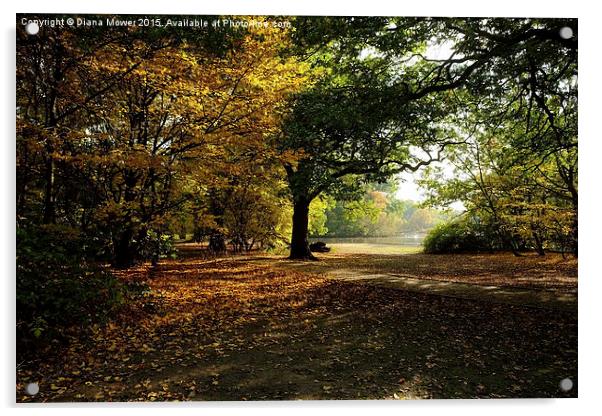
[16,15,577,401]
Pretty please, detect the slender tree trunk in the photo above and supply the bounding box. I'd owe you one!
[509,238,523,257]
[532,230,546,256]
[42,156,56,224]
[570,188,578,257]
[499,230,522,257]
[570,214,578,257]
[206,187,227,253]
[193,227,203,243]
[42,41,63,224]
[289,197,316,260]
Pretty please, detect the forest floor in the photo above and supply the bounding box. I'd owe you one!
[17,247,577,402]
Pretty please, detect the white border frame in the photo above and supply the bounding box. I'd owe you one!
[3,1,600,415]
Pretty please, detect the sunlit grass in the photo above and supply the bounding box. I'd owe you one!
[328,243,422,255]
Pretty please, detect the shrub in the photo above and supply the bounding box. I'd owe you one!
[423,219,494,254]
[17,226,125,350]
[137,229,177,265]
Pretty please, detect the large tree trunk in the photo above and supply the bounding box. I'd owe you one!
[209,231,227,253]
[113,227,136,269]
[289,197,317,260]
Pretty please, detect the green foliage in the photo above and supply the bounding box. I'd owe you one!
[281,17,577,257]
[190,174,295,252]
[223,188,292,252]
[417,17,577,255]
[321,182,450,238]
[423,219,494,254]
[308,196,334,236]
[15,16,577,263]
[16,226,125,347]
[323,198,380,237]
[420,122,576,254]
[138,230,177,263]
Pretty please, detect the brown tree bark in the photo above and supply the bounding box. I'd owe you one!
[113,226,135,268]
[289,197,317,260]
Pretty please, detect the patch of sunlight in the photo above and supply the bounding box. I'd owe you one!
[329,243,422,255]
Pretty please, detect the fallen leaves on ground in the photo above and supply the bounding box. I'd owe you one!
[278,252,577,292]
[16,254,577,402]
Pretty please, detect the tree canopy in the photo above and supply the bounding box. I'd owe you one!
[16,15,577,263]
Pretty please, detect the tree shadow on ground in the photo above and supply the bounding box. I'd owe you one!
[16,257,577,401]
[266,251,578,293]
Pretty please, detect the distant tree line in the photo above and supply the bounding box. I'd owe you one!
[308,183,451,238]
